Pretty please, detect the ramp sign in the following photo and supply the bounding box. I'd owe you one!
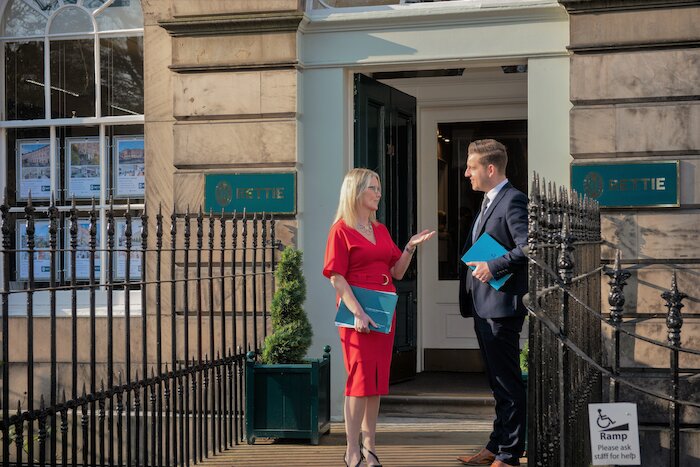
[588,403,641,465]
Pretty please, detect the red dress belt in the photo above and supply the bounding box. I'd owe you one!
[345,272,392,286]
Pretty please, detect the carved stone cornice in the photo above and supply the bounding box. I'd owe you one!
[559,0,700,13]
[159,12,304,37]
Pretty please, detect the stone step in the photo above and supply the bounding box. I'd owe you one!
[381,393,495,418]
[382,371,495,418]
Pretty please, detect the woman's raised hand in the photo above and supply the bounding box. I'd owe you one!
[407,229,436,250]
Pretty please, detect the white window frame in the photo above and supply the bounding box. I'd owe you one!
[0,0,145,315]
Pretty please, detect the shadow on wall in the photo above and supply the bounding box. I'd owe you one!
[602,263,700,467]
[301,25,418,65]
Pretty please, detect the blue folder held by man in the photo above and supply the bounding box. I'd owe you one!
[461,232,513,290]
[335,285,398,334]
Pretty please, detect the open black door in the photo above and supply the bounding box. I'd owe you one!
[354,73,417,383]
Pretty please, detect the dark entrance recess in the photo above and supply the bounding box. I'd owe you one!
[354,73,418,383]
[436,120,527,281]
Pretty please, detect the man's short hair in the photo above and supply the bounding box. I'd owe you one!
[468,139,508,173]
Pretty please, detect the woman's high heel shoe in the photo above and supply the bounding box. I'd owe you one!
[344,453,362,467]
[360,442,383,467]
[362,446,382,467]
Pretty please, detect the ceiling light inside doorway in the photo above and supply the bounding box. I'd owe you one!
[501,65,528,74]
[372,69,465,80]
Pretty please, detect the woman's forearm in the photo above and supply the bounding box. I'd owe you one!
[391,245,415,280]
[330,273,364,318]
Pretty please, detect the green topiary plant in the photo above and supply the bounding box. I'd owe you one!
[261,247,313,364]
[520,340,529,375]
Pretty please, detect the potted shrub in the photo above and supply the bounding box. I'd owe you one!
[246,247,331,445]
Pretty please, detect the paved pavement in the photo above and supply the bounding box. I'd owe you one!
[199,416,528,466]
[199,372,527,466]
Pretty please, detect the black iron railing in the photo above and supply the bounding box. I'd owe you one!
[602,257,699,467]
[525,174,603,467]
[525,173,698,467]
[0,196,277,466]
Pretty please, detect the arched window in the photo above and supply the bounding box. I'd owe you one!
[1,0,144,291]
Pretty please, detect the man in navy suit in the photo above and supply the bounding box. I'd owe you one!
[456,139,528,467]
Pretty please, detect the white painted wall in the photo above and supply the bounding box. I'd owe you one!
[528,56,571,187]
[299,67,350,419]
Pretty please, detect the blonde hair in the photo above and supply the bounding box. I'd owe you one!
[333,168,380,227]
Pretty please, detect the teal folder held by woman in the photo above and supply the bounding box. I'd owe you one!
[334,285,398,334]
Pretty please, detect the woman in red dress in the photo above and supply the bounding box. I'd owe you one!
[323,168,435,467]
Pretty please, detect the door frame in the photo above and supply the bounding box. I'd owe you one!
[346,66,529,373]
[417,103,527,372]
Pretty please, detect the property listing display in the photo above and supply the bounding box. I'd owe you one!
[116,218,142,280]
[17,139,52,200]
[65,219,101,280]
[14,136,145,202]
[114,136,144,197]
[16,218,141,281]
[66,137,101,199]
[17,220,51,281]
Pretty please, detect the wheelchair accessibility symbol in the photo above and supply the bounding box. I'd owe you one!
[596,409,616,429]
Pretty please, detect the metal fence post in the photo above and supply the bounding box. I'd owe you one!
[1,195,10,467]
[663,271,687,467]
[557,210,575,467]
[604,250,630,403]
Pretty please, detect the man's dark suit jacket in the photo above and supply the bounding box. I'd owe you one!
[458,182,528,319]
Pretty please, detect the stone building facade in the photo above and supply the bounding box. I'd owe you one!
[561,0,700,463]
[1,0,697,436]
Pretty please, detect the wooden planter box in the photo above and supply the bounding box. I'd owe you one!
[245,346,331,445]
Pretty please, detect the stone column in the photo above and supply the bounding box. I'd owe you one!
[141,0,304,360]
[155,0,303,213]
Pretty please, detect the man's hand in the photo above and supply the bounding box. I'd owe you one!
[466,261,493,283]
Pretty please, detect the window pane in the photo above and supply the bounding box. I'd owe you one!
[2,0,48,36]
[96,0,144,31]
[50,39,95,118]
[31,0,60,13]
[100,36,144,116]
[84,0,110,8]
[436,121,528,280]
[48,6,94,35]
[84,0,131,11]
[5,41,45,120]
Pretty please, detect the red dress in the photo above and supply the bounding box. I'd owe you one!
[323,219,402,396]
